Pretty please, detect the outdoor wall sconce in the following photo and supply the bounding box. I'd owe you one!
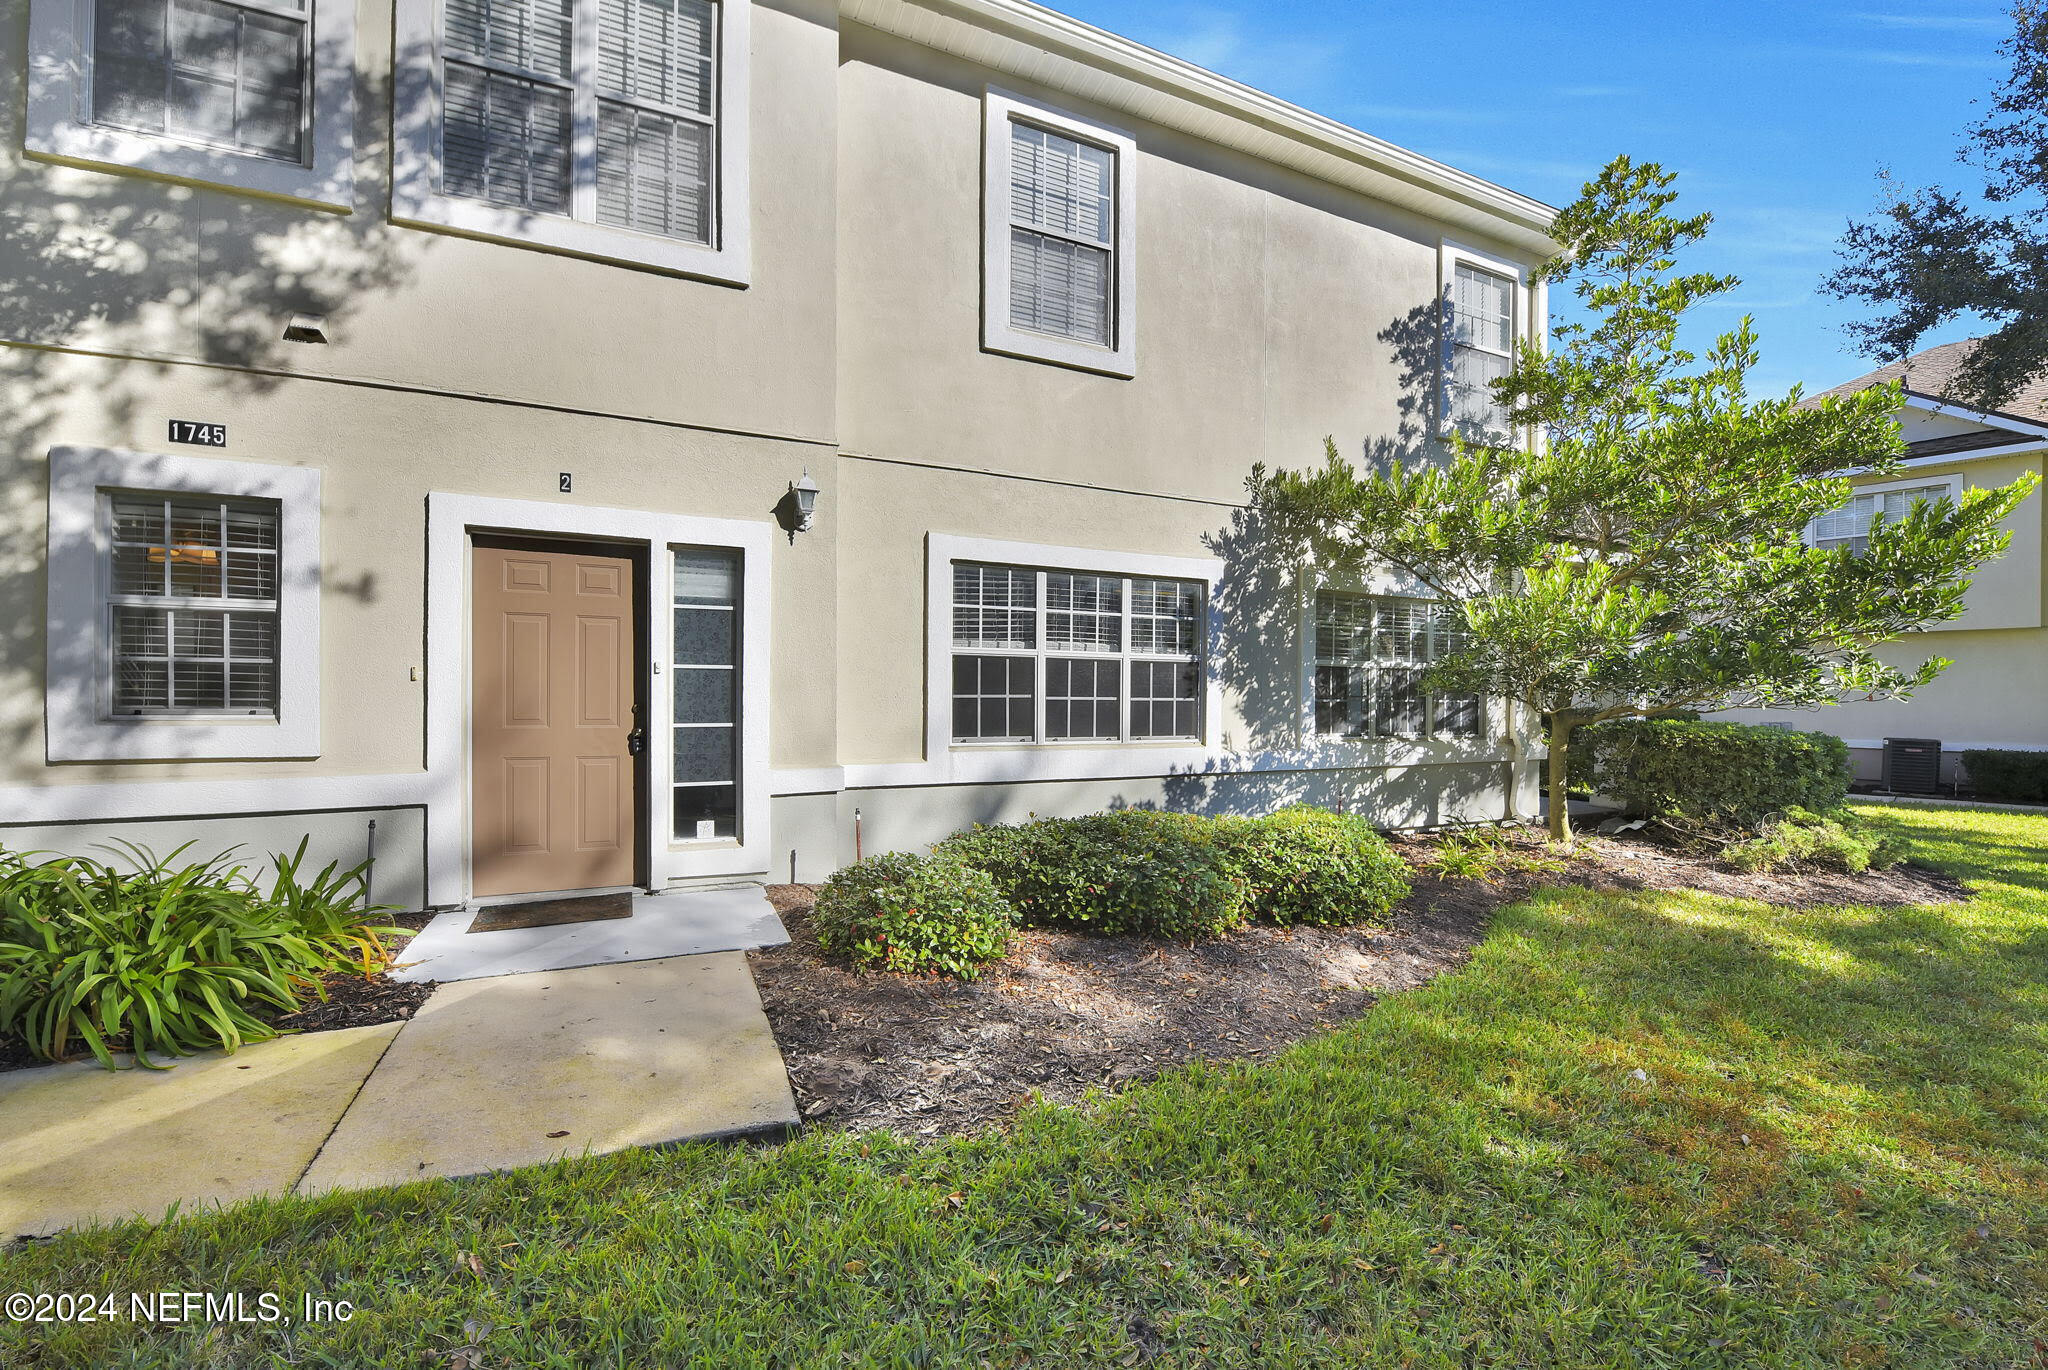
[778,469,820,542]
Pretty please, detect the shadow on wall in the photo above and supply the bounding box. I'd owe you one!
[0,29,567,778]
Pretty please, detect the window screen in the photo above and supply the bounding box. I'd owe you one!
[91,0,309,161]
[673,547,738,839]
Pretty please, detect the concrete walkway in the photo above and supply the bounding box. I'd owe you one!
[0,952,797,1238]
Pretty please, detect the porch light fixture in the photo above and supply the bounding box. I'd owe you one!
[780,469,820,542]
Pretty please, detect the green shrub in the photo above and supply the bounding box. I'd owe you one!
[1421,826,1567,882]
[1575,718,1851,834]
[811,850,1015,979]
[938,810,1249,940]
[1960,749,2048,803]
[1722,806,1907,874]
[0,841,400,1069]
[1215,806,1410,927]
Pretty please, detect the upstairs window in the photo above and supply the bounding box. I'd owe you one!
[951,562,1202,745]
[1808,483,1950,554]
[25,0,354,205]
[393,0,748,279]
[982,89,1137,377]
[1008,122,1115,346]
[1448,261,1515,438]
[91,0,310,162]
[439,0,716,240]
[1314,592,1481,741]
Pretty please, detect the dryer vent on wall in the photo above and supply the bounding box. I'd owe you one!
[1882,737,1943,795]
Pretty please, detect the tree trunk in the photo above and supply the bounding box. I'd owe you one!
[1546,719,1576,843]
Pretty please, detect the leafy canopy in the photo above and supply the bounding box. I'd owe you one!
[1252,156,2034,835]
[1827,4,2048,407]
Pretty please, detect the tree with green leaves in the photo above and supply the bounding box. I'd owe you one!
[1251,156,2035,841]
[1826,3,2048,408]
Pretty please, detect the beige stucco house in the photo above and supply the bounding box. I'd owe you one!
[1721,340,2048,785]
[0,0,1557,911]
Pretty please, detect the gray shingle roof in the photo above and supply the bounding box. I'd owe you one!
[1813,337,2048,426]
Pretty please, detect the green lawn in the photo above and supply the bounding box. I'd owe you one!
[3,803,2044,1367]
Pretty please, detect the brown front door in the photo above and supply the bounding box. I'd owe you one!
[470,540,640,897]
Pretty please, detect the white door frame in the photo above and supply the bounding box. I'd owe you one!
[424,493,773,907]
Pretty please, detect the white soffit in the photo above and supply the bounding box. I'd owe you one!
[840,0,1560,256]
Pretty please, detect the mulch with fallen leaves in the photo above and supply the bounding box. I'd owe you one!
[750,827,1966,1138]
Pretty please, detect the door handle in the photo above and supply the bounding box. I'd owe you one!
[626,727,646,756]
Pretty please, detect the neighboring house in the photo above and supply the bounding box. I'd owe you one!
[0,0,1556,911]
[1720,339,2048,785]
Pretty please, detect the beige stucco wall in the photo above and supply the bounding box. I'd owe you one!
[1900,454,2044,633]
[833,23,1537,501]
[0,347,841,787]
[0,0,841,442]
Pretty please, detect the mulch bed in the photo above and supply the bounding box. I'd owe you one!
[749,827,1966,1138]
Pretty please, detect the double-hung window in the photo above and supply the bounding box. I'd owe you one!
[1314,592,1481,741]
[107,495,281,717]
[394,0,749,278]
[982,89,1137,376]
[25,0,354,204]
[45,446,321,761]
[1807,483,1950,553]
[1447,260,1516,438]
[951,562,1202,744]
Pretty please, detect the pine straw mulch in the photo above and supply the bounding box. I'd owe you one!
[749,828,1966,1139]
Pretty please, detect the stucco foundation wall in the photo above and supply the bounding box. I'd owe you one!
[0,806,427,911]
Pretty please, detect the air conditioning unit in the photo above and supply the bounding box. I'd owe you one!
[1882,737,1943,795]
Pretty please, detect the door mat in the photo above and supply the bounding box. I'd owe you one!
[467,893,634,934]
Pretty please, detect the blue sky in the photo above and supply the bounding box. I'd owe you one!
[1050,0,2011,398]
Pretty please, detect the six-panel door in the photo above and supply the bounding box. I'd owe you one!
[470,542,639,897]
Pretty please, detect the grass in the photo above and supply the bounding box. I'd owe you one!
[2,803,2044,1367]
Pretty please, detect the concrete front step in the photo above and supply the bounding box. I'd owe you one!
[389,886,789,984]
[296,952,797,1194]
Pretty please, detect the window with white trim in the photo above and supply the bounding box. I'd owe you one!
[1314,592,1481,740]
[981,89,1137,376]
[1807,483,1949,554]
[106,494,281,716]
[673,548,739,840]
[951,563,1202,744]
[25,0,353,204]
[1447,261,1515,437]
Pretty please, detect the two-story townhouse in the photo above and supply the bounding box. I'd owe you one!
[1720,339,2048,785]
[0,0,1556,915]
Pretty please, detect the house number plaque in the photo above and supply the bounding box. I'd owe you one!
[167,420,227,447]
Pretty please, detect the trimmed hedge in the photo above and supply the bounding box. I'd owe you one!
[1216,806,1410,927]
[1575,718,1851,833]
[1960,749,2048,804]
[938,810,1248,941]
[939,805,1411,940]
[811,850,1014,979]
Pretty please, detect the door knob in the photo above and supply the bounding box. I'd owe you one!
[626,728,646,756]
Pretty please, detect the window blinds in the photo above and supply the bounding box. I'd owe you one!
[1008,121,1114,345]
[1809,484,1948,553]
[441,0,715,242]
[1449,262,1514,436]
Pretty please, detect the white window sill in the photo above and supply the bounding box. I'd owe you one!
[981,326,1137,379]
[390,190,751,285]
[25,122,354,211]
